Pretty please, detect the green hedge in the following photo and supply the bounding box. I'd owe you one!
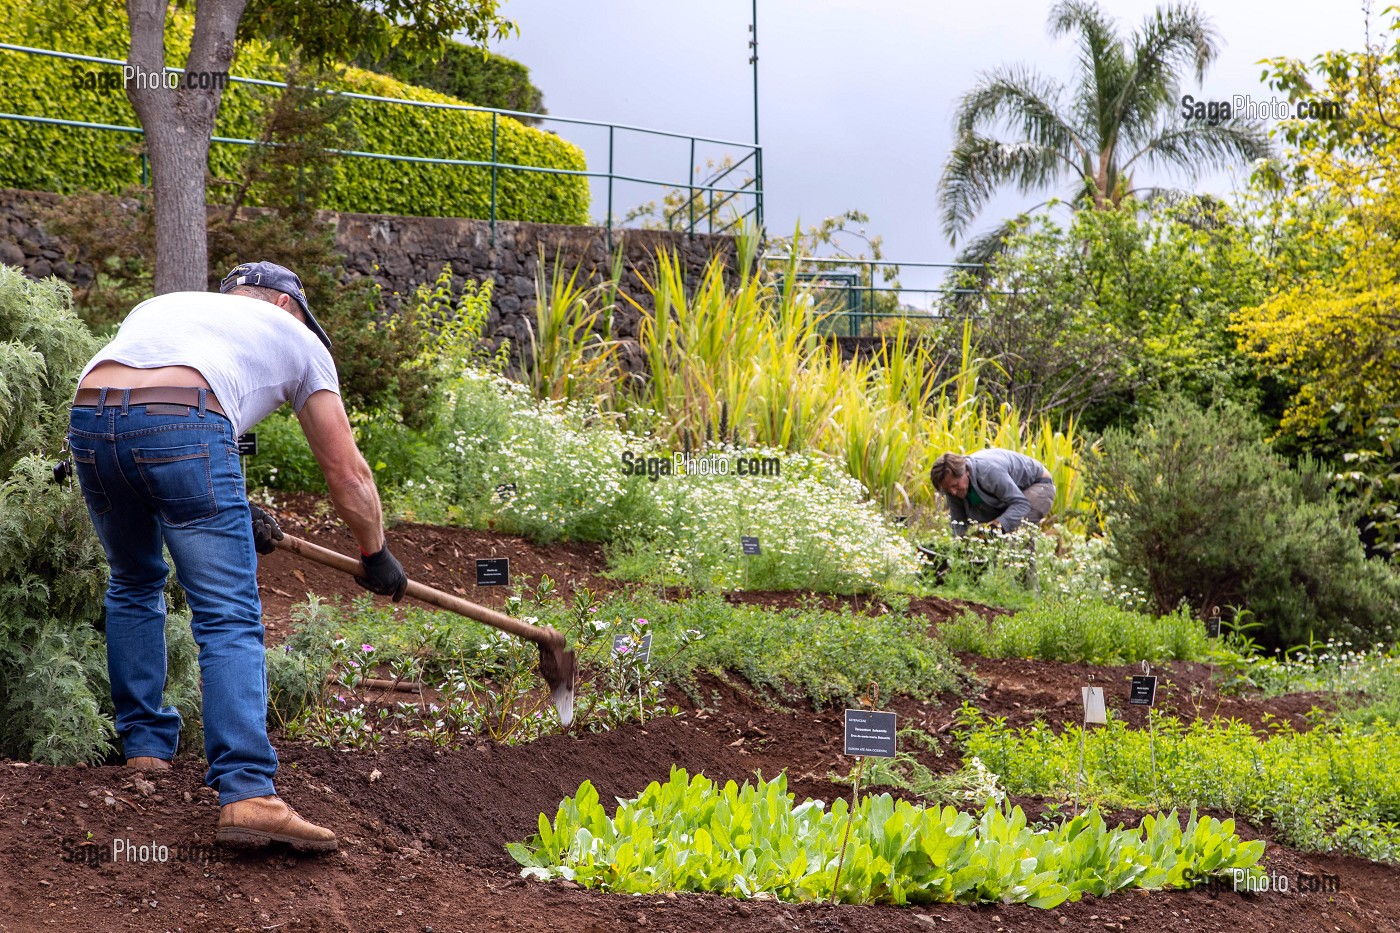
[360,43,545,119]
[0,2,588,223]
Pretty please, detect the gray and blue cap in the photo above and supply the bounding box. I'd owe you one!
[218,261,331,349]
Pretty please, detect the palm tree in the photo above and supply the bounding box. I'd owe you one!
[937,0,1270,257]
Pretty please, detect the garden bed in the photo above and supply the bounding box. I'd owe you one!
[3,512,1395,931]
[1,668,1396,931]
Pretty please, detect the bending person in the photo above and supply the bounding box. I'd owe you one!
[929,449,1055,537]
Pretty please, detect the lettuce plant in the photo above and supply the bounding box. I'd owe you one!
[509,768,1263,906]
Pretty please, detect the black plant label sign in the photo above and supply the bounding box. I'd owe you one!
[476,558,510,587]
[843,710,897,758]
[237,432,257,456]
[1205,617,1221,639]
[741,536,761,555]
[1129,675,1158,706]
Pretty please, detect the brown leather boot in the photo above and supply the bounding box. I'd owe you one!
[216,795,338,853]
[125,756,171,770]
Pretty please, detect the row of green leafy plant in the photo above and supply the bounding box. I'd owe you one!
[0,2,589,222]
[265,583,969,752]
[959,709,1400,863]
[939,599,1210,665]
[508,768,1263,907]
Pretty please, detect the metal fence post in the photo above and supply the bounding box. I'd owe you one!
[140,151,149,187]
[688,137,695,239]
[490,111,499,248]
[606,125,614,254]
[757,147,764,233]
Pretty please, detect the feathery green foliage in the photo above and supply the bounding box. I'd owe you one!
[0,269,116,762]
[938,599,1211,664]
[961,710,1400,862]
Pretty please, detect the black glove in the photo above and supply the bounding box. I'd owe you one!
[356,543,408,602]
[249,503,283,555]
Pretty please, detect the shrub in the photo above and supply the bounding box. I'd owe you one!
[359,42,545,121]
[1087,397,1400,648]
[0,266,201,763]
[0,2,588,223]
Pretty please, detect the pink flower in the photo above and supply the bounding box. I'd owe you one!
[362,644,375,653]
[636,618,649,627]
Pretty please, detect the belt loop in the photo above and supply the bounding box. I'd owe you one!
[96,387,109,415]
[197,388,207,419]
[120,387,131,417]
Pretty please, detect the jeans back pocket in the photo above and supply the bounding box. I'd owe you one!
[69,446,112,516]
[134,443,217,526]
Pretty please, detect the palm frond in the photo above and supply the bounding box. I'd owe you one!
[953,65,1084,156]
[937,136,1077,243]
[1122,119,1273,177]
[1117,2,1220,135]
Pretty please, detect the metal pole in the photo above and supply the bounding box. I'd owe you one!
[490,112,499,248]
[750,0,763,236]
[750,0,759,148]
[606,124,614,253]
[688,137,695,238]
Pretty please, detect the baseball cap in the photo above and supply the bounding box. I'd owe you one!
[218,261,331,349]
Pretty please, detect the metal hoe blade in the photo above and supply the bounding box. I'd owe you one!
[537,635,578,727]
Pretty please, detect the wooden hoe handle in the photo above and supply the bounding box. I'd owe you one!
[274,533,561,648]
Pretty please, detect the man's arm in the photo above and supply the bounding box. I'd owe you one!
[296,389,386,555]
[983,468,1031,533]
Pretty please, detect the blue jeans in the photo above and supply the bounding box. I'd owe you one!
[68,394,276,805]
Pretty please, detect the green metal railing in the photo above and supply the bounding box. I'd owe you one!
[0,42,764,248]
[779,256,991,337]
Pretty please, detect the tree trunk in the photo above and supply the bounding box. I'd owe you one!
[126,0,247,295]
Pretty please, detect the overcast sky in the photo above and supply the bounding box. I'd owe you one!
[489,1,1367,300]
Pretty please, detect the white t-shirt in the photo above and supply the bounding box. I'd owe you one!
[79,291,341,436]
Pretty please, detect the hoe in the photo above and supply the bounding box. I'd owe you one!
[274,534,578,726]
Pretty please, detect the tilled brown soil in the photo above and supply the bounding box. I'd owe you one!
[3,505,1394,931]
[2,682,1395,933]
[962,656,1333,734]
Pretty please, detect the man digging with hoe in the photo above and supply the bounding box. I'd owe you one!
[67,261,409,853]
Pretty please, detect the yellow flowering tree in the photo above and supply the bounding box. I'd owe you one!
[1234,19,1400,438]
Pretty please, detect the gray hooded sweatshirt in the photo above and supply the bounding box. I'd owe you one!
[946,448,1050,535]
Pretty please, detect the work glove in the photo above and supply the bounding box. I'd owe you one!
[249,503,283,555]
[356,543,408,602]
